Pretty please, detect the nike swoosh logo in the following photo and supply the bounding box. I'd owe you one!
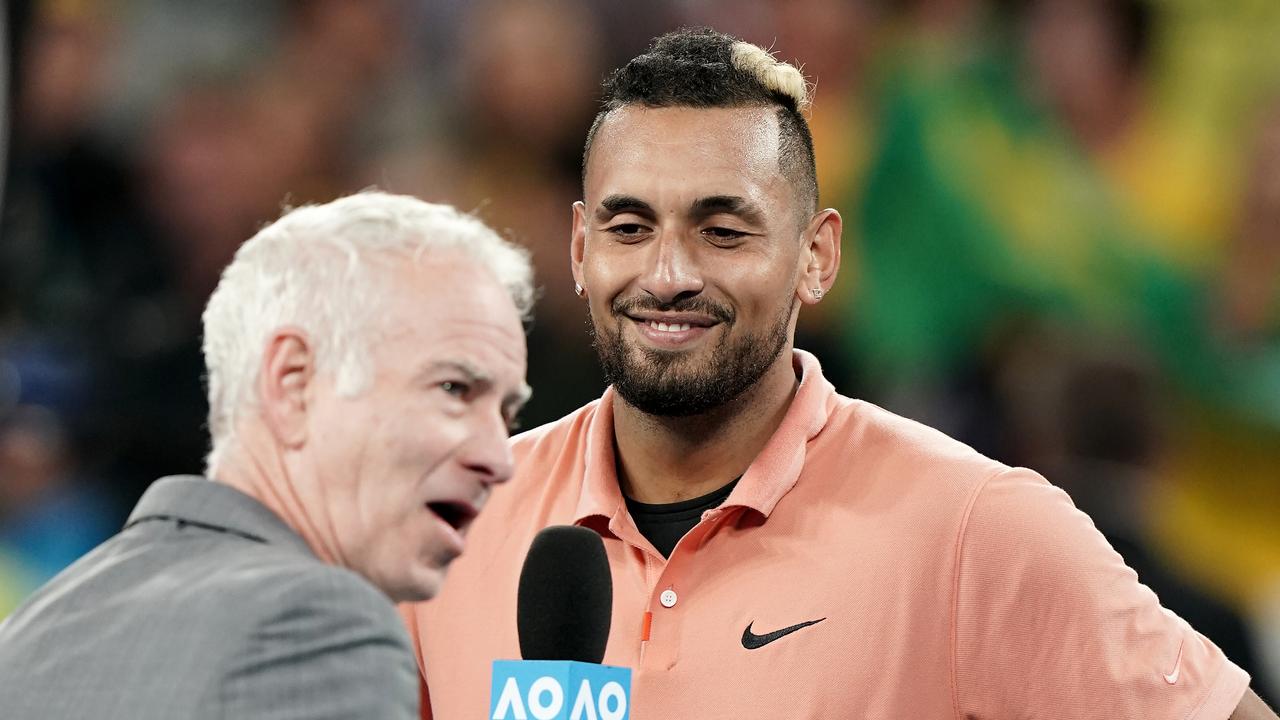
[741,618,826,650]
[1163,640,1185,684]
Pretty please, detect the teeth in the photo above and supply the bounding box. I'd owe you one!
[648,321,691,332]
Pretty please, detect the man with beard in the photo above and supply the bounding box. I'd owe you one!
[402,28,1273,719]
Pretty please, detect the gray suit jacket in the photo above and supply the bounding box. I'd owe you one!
[0,476,419,719]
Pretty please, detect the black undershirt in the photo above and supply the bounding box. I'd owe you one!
[624,479,739,559]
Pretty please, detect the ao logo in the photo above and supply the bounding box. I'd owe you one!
[491,676,628,720]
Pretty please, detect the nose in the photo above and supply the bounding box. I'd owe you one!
[637,233,704,304]
[459,410,515,487]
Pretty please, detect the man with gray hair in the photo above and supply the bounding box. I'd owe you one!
[0,191,534,719]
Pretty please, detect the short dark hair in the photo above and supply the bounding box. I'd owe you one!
[582,28,819,216]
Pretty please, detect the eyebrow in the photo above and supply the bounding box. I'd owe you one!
[420,360,488,386]
[596,194,654,221]
[422,360,532,419]
[596,193,767,226]
[690,195,766,225]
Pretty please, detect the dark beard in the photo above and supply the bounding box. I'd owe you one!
[589,295,792,417]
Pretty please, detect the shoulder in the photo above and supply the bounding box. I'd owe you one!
[957,465,1096,569]
[198,549,412,675]
[950,465,1253,719]
[511,398,600,462]
[221,562,417,718]
[191,549,413,666]
[816,397,1009,490]
[242,560,408,644]
[509,397,599,448]
[784,396,1014,558]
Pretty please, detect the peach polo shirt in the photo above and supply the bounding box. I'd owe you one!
[402,350,1249,719]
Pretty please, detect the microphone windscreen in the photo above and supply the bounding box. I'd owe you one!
[516,525,612,663]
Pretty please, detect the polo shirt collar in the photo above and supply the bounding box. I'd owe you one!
[573,387,624,526]
[572,349,836,525]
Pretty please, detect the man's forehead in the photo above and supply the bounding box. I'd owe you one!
[585,106,790,213]
[387,320,528,396]
[391,251,508,305]
[589,105,781,174]
[380,258,526,354]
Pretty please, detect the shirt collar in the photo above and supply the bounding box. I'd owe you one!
[571,349,836,525]
[126,475,315,558]
[573,387,625,527]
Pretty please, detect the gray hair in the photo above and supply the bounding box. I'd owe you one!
[201,191,533,474]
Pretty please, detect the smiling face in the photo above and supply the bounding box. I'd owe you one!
[573,105,820,417]
[301,253,529,602]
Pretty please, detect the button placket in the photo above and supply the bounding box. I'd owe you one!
[639,504,735,670]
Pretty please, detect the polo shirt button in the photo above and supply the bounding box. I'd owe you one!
[659,589,678,608]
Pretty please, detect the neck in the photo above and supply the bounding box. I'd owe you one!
[612,349,799,504]
[212,420,343,566]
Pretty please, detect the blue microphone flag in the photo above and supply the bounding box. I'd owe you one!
[490,659,631,720]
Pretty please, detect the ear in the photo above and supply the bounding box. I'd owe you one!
[257,327,314,449]
[570,200,588,296]
[796,208,842,306]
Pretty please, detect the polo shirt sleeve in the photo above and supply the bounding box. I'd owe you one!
[952,468,1250,719]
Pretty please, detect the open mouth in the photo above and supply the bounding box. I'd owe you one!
[426,501,477,532]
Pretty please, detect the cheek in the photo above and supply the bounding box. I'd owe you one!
[589,297,617,330]
[378,417,471,494]
[583,247,633,295]
[309,390,384,450]
[722,253,802,304]
[351,442,439,540]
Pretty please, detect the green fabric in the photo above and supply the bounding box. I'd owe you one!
[850,42,1280,427]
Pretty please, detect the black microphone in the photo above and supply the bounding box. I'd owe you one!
[517,525,613,663]
[491,525,632,720]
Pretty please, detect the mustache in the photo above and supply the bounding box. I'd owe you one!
[611,295,734,324]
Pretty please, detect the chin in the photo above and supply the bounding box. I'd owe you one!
[380,568,444,604]
[387,581,439,604]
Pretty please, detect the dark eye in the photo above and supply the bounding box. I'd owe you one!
[440,380,471,398]
[702,227,746,245]
[606,223,650,243]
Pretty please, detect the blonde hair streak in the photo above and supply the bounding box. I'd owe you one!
[730,41,811,112]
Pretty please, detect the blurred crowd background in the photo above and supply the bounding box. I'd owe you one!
[1,0,1278,697]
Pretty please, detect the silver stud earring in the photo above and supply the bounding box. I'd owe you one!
[574,283,585,298]
[811,287,824,300]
